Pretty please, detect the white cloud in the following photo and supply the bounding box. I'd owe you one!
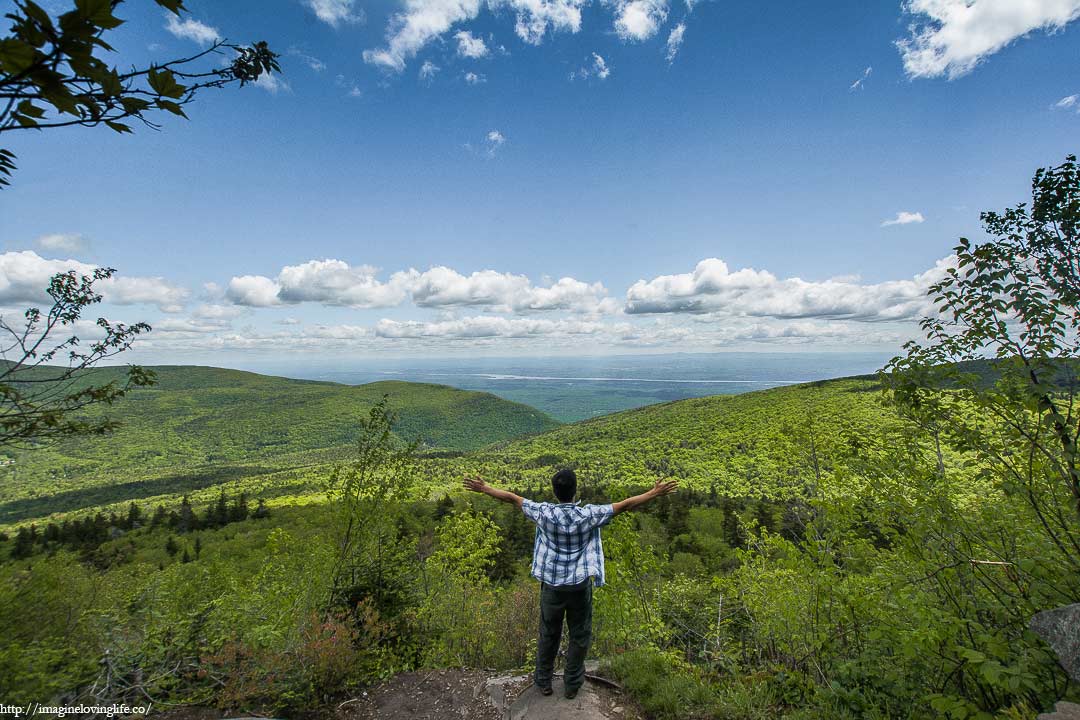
[224,260,614,315]
[897,0,1080,79]
[288,48,327,72]
[420,60,441,82]
[0,251,188,312]
[455,30,490,57]
[34,233,88,254]
[254,73,291,94]
[612,0,668,41]
[572,52,610,80]
[225,275,283,307]
[226,260,416,309]
[510,0,585,44]
[363,0,484,71]
[192,303,245,321]
[409,267,613,313]
[103,277,189,313]
[164,14,221,45]
[592,53,610,78]
[624,256,956,322]
[464,71,487,84]
[881,210,925,227]
[665,22,685,63]
[849,65,872,91]
[1055,93,1079,110]
[302,0,365,27]
[375,315,612,339]
[486,130,506,155]
[363,0,584,71]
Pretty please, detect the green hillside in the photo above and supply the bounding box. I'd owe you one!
[2,369,1075,719]
[427,376,904,500]
[0,365,558,522]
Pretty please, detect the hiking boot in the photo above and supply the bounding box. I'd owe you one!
[564,686,579,699]
[537,685,553,696]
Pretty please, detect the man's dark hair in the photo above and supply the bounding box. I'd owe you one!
[551,468,577,502]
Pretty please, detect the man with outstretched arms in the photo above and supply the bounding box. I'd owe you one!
[463,468,678,699]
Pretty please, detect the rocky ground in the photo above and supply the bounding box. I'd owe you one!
[155,667,642,720]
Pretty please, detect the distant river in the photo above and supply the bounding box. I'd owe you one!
[265,352,895,422]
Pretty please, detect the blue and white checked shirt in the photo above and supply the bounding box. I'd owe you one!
[521,499,615,587]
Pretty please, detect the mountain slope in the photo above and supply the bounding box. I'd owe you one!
[0,365,558,511]
[445,376,902,497]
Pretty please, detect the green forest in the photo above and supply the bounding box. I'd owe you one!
[3,350,1079,718]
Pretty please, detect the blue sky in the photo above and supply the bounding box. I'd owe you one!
[1,0,1079,365]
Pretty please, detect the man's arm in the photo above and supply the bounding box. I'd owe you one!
[612,478,678,516]
[463,475,524,509]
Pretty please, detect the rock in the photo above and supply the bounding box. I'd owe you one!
[508,683,604,720]
[1031,604,1080,683]
[1037,701,1080,720]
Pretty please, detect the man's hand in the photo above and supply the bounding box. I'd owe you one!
[463,475,487,493]
[650,478,678,497]
[613,477,679,516]
[462,475,524,508]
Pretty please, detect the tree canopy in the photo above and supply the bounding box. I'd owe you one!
[0,0,280,186]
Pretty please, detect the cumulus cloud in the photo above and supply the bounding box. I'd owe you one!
[455,30,490,57]
[612,0,668,41]
[1055,93,1079,110]
[363,0,584,71]
[227,260,416,309]
[225,275,283,307]
[302,0,365,27]
[849,65,872,91]
[0,251,188,312]
[881,211,925,226]
[464,71,487,84]
[34,233,88,254]
[665,22,685,63]
[409,267,613,313]
[624,256,955,322]
[224,260,614,315]
[897,0,1080,79]
[164,14,221,44]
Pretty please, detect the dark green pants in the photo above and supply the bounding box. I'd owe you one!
[535,579,593,691]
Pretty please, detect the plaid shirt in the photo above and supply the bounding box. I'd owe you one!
[521,499,615,587]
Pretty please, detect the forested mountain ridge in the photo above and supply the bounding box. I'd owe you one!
[0,365,559,522]
[434,376,904,500]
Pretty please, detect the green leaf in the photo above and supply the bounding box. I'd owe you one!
[155,99,188,118]
[16,100,46,119]
[154,0,187,14]
[0,39,37,74]
[75,0,122,29]
[105,121,133,134]
[148,68,186,99]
